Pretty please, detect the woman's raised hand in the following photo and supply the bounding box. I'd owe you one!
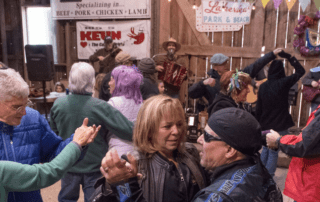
[73,118,101,146]
[100,149,140,184]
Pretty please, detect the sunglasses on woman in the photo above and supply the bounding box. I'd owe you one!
[204,131,223,143]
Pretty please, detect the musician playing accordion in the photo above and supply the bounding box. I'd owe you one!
[153,38,188,99]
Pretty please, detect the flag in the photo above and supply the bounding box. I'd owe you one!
[274,0,282,9]
[299,0,311,11]
[286,0,297,10]
[262,0,271,8]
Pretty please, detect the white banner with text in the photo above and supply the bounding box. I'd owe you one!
[52,0,150,19]
[77,20,150,59]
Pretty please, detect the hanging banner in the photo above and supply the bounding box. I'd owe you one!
[77,20,150,59]
[52,0,150,20]
[196,0,253,32]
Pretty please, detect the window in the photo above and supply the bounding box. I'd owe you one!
[23,7,57,63]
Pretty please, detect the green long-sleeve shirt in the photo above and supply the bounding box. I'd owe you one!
[50,94,134,173]
[0,142,81,202]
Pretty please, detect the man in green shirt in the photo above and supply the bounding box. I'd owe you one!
[50,62,134,202]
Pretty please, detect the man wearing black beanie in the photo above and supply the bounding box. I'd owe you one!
[194,108,282,202]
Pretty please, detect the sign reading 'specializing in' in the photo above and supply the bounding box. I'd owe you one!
[52,0,150,19]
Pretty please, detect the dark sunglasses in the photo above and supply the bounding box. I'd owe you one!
[204,131,223,143]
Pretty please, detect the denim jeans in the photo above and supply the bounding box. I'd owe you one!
[58,171,102,202]
[260,130,288,177]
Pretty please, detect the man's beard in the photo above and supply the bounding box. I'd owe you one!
[167,49,175,60]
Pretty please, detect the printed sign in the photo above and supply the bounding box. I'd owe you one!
[77,20,150,59]
[52,0,150,19]
[196,0,253,32]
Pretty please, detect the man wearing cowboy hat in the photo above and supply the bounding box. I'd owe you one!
[153,38,187,99]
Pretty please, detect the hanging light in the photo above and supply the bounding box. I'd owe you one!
[193,0,197,9]
[221,1,226,11]
[252,3,256,10]
[168,0,171,2]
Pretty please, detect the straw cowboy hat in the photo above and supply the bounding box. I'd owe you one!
[162,38,181,52]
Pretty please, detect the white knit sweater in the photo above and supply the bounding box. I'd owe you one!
[107,96,142,156]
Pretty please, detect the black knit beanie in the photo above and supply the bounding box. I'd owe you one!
[138,58,156,74]
[207,108,262,156]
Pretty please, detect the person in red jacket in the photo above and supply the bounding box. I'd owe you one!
[266,105,320,202]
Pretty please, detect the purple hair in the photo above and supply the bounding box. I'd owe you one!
[111,65,143,104]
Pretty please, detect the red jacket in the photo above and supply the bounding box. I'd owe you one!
[279,105,320,202]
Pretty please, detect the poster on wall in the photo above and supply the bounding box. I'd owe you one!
[52,0,150,19]
[196,0,253,32]
[77,20,150,60]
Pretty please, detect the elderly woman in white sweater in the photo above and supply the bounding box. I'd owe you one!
[107,65,143,157]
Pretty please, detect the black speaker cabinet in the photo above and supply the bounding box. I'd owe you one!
[25,45,54,81]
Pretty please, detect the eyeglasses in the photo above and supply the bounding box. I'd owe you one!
[204,131,223,143]
[2,99,33,114]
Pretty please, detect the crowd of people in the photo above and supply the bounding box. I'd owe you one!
[0,36,320,202]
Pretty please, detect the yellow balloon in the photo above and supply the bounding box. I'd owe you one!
[261,0,270,8]
[286,0,297,10]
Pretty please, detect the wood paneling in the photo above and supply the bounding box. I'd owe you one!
[157,0,320,128]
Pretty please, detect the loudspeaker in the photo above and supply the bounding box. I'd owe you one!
[25,45,54,81]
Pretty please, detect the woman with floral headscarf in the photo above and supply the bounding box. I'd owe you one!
[207,70,252,116]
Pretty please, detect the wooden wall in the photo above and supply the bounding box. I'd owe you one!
[1,0,319,128]
[156,0,320,128]
[0,0,25,77]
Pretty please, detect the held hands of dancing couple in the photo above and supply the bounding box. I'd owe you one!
[266,130,281,150]
[73,118,102,146]
[100,149,142,185]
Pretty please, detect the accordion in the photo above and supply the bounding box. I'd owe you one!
[158,62,187,87]
[302,85,320,102]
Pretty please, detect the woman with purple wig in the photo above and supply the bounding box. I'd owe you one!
[107,65,143,156]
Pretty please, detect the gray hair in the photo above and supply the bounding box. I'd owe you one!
[68,62,95,94]
[0,68,29,101]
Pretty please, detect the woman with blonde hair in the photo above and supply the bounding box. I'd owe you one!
[207,69,252,115]
[91,94,207,202]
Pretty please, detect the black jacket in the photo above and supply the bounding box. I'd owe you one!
[92,157,282,202]
[188,69,221,105]
[140,77,159,100]
[99,73,112,102]
[208,93,242,116]
[90,143,207,202]
[256,56,305,131]
[192,157,282,202]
